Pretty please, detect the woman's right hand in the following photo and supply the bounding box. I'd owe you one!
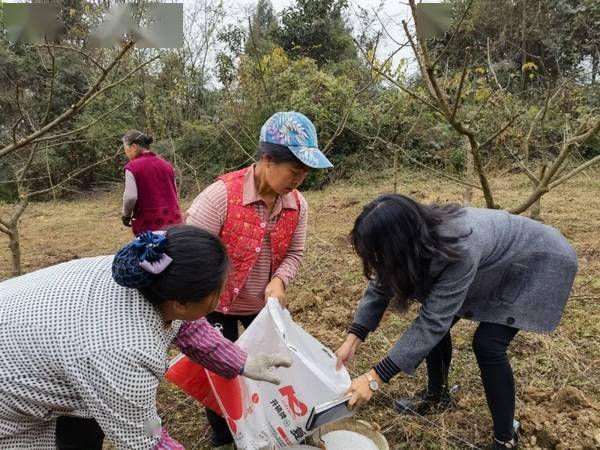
[242,353,293,384]
[335,334,361,370]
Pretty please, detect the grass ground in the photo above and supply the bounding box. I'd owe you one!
[1,168,599,449]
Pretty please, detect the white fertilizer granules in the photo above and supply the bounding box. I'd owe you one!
[321,430,380,450]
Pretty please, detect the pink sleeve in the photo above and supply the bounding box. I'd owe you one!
[185,180,227,236]
[272,193,308,287]
[153,428,184,450]
[173,318,247,379]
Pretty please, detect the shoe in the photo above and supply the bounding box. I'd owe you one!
[490,419,520,449]
[393,386,457,416]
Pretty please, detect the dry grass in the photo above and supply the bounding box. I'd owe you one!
[1,168,599,449]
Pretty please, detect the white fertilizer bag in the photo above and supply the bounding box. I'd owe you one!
[209,298,351,449]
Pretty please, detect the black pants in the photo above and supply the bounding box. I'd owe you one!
[205,311,258,446]
[426,319,519,442]
[55,416,104,450]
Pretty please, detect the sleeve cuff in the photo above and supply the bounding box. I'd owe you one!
[373,356,402,383]
[272,273,289,288]
[348,323,369,342]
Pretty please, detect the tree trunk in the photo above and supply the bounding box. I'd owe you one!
[4,197,30,276]
[529,163,547,221]
[463,135,473,205]
[7,224,22,276]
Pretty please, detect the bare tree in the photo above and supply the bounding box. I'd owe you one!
[364,0,600,215]
[1,40,158,275]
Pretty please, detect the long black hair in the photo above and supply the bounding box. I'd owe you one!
[140,225,229,306]
[350,194,469,310]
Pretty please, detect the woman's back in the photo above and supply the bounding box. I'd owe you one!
[0,256,180,447]
[124,152,182,233]
[456,207,576,268]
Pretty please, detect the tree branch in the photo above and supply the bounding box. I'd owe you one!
[549,154,600,189]
[486,38,504,92]
[17,144,39,184]
[0,41,135,160]
[450,52,469,121]
[543,119,600,184]
[344,125,483,190]
[248,18,274,109]
[322,78,375,155]
[502,144,539,184]
[78,55,159,110]
[40,40,57,127]
[11,82,25,145]
[407,0,496,207]
[402,18,439,105]
[0,221,10,236]
[217,121,255,160]
[521,76,575,163]
[432,0,475,68]
[32,100,129,144]
[356,37,444,115]
[28,44,107,73]
[323,37,382,155]
[509,118,600,214]
[479,112,525,149]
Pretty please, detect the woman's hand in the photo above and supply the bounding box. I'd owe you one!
[347,370,382,410]
[335,334,361,370]
[241,353,293,384]
[265,277,287,308]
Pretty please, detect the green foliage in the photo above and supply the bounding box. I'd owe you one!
[429,0,600,92]
[274,0,357,67]
[245,0,279,58]
[1,0,598,202]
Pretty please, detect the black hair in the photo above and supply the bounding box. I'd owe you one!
[123,129,153,149]
[140,225,229,306]
[350,194,469,311]
[256,142,306,167]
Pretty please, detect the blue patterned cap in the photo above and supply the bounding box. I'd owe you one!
[260,112,333,169]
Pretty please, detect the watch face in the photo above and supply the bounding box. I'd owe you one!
[369,380,379,391]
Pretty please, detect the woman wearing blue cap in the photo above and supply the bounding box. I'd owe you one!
[0,225,291,450]
[187,111,333,449]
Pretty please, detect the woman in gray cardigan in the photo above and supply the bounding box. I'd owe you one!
[335,194,577,450]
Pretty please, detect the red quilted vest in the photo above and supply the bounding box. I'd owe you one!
[217,168,300,313]
[124,152,182,235]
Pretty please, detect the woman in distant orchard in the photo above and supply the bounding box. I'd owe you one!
[336,195,578,450]
[0,224,290,449]
[121,130,182,235]
[186,111,333,449]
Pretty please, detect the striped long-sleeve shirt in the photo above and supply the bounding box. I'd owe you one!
[186,164,308,315]
[0,256,245,450]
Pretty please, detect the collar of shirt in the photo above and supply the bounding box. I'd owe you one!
[242,164,298,216]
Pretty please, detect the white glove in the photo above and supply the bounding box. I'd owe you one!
[241,353,293,384]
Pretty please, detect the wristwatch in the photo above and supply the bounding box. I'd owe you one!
[365,372,380,392]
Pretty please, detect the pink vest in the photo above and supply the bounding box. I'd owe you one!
[217,168,300,313]
[124,152,182,235]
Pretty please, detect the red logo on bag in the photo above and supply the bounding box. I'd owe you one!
[278,385,308,417]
